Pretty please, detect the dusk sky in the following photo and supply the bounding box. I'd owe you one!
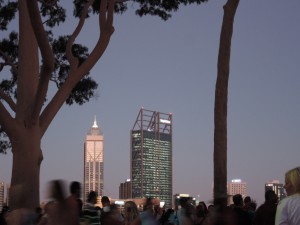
[0,0,299,206]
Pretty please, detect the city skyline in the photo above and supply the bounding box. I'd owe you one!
[0,0,299,206]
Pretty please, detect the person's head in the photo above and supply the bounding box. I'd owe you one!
[101,196,110,206]
[87,191,98,204]
[197,201,208,216]
[232,194,243,207]
[124,201,139,215]
[49,180,66,201]
[284,167,300,196]
[244,196,251,205]
[70,181,81,198]
[179,197,190,208]
[265,190,278,204]
[143,197,155,213]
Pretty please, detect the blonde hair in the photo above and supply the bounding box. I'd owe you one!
[285,167,300,194]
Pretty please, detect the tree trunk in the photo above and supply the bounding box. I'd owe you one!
[214,0,239,208]
[9,127,43,210]
[8,0,41,212]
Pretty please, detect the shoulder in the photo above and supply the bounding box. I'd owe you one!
[278,194,300,207]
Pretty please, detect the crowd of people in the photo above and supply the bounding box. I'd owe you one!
[0,166,299,225]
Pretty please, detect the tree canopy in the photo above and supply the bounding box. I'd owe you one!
[0,0,208,154]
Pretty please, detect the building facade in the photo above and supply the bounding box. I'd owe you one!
[131,108,173,208]
[83,117,104,203]
[227,179,247,205]
[265,179,286,201]
[0,181,4,211]
[119,179,132,199]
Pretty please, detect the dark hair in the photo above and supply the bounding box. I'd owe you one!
[88,191,97,202]
[244,196,251,204]
[51,180,66,201]
[101,196,110,204]
[265,190,276,201]
[70,181,81,194]
[232,194,243,206]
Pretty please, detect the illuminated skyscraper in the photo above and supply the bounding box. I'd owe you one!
[265,180,286,201]
[227,179,247,205]
[131,108,173,208]
[83,117,104,203]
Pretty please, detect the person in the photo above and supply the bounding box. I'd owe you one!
[177,197,195,225]
[243,196,255,224]
[159,208,175,225]
[275,166,300,225]
[131,198,158,225]
[38,180,72,225]
[124,201,140,225]
[194,202,208,225]
[99,196,111,225]
[66,181,82,225]
[254,189,278,225]
[231,194,251,225]
[0,205,9,225]
[81,191,100,225]
[103,203,124,225]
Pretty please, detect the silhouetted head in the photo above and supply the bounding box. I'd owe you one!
[179,197,190,208]
[49,180,66,201]
[101,196,110,206]
[244,196,251,205]
[265,189,278,204]
[88,191,98,204]
[232,194,243,207]
[70,181,81,198]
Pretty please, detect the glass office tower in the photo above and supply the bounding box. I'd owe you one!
[84,117,104,203]
[131,108,173,208]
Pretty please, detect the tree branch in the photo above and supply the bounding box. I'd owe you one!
[66,0,94,72]
[26,0,55,123]
[0,101,16,138]
[0,89,16,112]
[40,0,116,136]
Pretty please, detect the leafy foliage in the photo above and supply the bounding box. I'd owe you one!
[0,0,18,31]
[0,127,10,154]
[0,0,208,155]
[134,0,208,20]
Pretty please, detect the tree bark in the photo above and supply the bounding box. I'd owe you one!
[10,126,42,210]
[214,0,239,208]
[4,0,115,216]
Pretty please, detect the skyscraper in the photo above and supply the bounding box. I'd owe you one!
[83,116,104,203]
[119,179,132,199]
[227,179,247,205]
[131,108,173,208]
[265,180,286,201]
[0,181,4,211]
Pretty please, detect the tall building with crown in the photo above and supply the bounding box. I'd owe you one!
[131,108,173,208]
[83,116,104,203]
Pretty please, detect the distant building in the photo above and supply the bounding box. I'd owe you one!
[174,194,196,208]
[0,181,4,211]
[119,179,132,199]
[83,116,104,203]
[265,180,286,201]
[227,179,247,205]
[131,108,173,208]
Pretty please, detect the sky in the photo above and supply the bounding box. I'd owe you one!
[0,0,300,206]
